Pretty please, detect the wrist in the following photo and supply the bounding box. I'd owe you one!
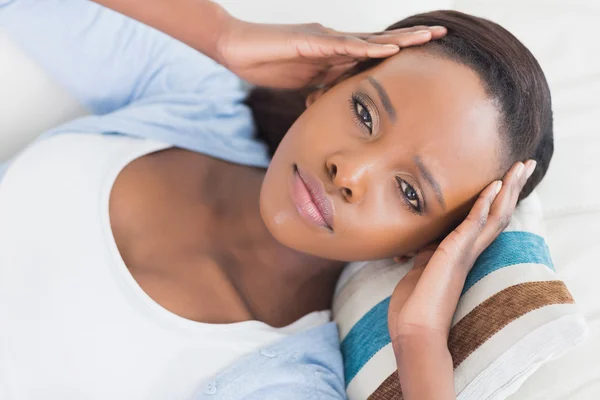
[390,321,449,342]
[392,333,455,400]
[203,2,237,63]
[391,327,449,356]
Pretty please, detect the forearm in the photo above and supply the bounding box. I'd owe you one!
[92,0,233,62]
[392,334,456,400]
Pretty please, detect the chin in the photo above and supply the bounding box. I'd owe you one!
[259,189,322,258]
[259,183,294,244]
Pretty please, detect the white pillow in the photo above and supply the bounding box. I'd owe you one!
[0,32,88,162]
[333,193,589,400]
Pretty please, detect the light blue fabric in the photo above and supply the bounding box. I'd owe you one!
[340,230,555,386]
[0,1,346,398]
[195,322,346,399]
[0,0,271,181]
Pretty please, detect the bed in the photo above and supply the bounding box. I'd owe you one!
[1,0,598,398]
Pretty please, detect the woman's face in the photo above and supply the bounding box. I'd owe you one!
[260,49,502,262]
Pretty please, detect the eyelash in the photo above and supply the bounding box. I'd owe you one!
[349,92,374,134]
[396,177,423,215]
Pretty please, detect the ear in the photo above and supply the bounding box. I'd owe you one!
[305,88,327,108]
[393,252,417,264]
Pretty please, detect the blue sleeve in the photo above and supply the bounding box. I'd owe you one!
[194,323,347,400]
[0,0,235,114]
[0,0,270,169]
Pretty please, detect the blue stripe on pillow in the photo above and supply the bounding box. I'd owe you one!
[462,231,554,295]
[341,297,391,385]
[341,231,554,386]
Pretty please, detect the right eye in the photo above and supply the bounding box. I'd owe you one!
[396,177,423,215]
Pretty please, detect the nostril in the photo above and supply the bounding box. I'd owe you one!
[342,187,352,198]
[331,164,337,179]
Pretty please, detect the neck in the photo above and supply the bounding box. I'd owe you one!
[203,164,346,326]
[114,149,346,327]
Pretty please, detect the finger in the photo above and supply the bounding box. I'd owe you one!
[369,26,447,42]
[298,34,400,59]
[297,25,447,60]
[412,242,440,269]
[476,160,537,248]
[316,54,363,65]
[451,179,503,254]
[330,26,428,39]
[369,26,447,45]
[396,25,447,39]
[338,25,446,40]
[366,30,434,48]
[429,26,448,39]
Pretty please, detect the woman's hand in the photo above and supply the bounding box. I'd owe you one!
[389,159,536,341]
[92,0,445,89]
[387,160,536,400]
[216,19,447,89]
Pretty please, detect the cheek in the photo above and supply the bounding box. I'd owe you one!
[334,210,425,258]
[280,98,353,156]
[340,200,461,258]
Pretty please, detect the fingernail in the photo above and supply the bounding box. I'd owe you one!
[429,26,446,31]
[413,30,431,35]
[515,162,525,178]
[382,44,400,49]
[525,160,537,179]
[495,180,503,195]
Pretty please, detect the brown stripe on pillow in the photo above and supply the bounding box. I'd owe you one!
[368,280,574,400]
[369,372,403,400]
[449,280,574,367]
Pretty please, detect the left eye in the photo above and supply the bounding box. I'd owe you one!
[398,179,421,211]
[354,100,373,132]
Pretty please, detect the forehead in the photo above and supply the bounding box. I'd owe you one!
[363,49,502,208]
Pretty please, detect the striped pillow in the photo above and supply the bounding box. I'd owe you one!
[333,193,589,400]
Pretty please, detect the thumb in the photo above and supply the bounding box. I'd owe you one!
[413,242,440,269]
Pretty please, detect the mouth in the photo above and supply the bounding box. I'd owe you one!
[290,164,335,231]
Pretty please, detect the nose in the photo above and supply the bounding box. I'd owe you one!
[326,154,371,203]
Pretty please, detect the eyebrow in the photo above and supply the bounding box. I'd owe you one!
[413,155,446,210]
[367,76,397,123]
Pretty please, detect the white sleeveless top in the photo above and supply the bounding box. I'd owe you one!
[0,133,330,399]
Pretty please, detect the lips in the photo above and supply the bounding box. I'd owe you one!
[290,164,335,231]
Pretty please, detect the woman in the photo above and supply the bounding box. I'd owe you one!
[0,0,552,399]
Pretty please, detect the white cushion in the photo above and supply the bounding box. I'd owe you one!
[0,32,88,162]
[333,193,588,400]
